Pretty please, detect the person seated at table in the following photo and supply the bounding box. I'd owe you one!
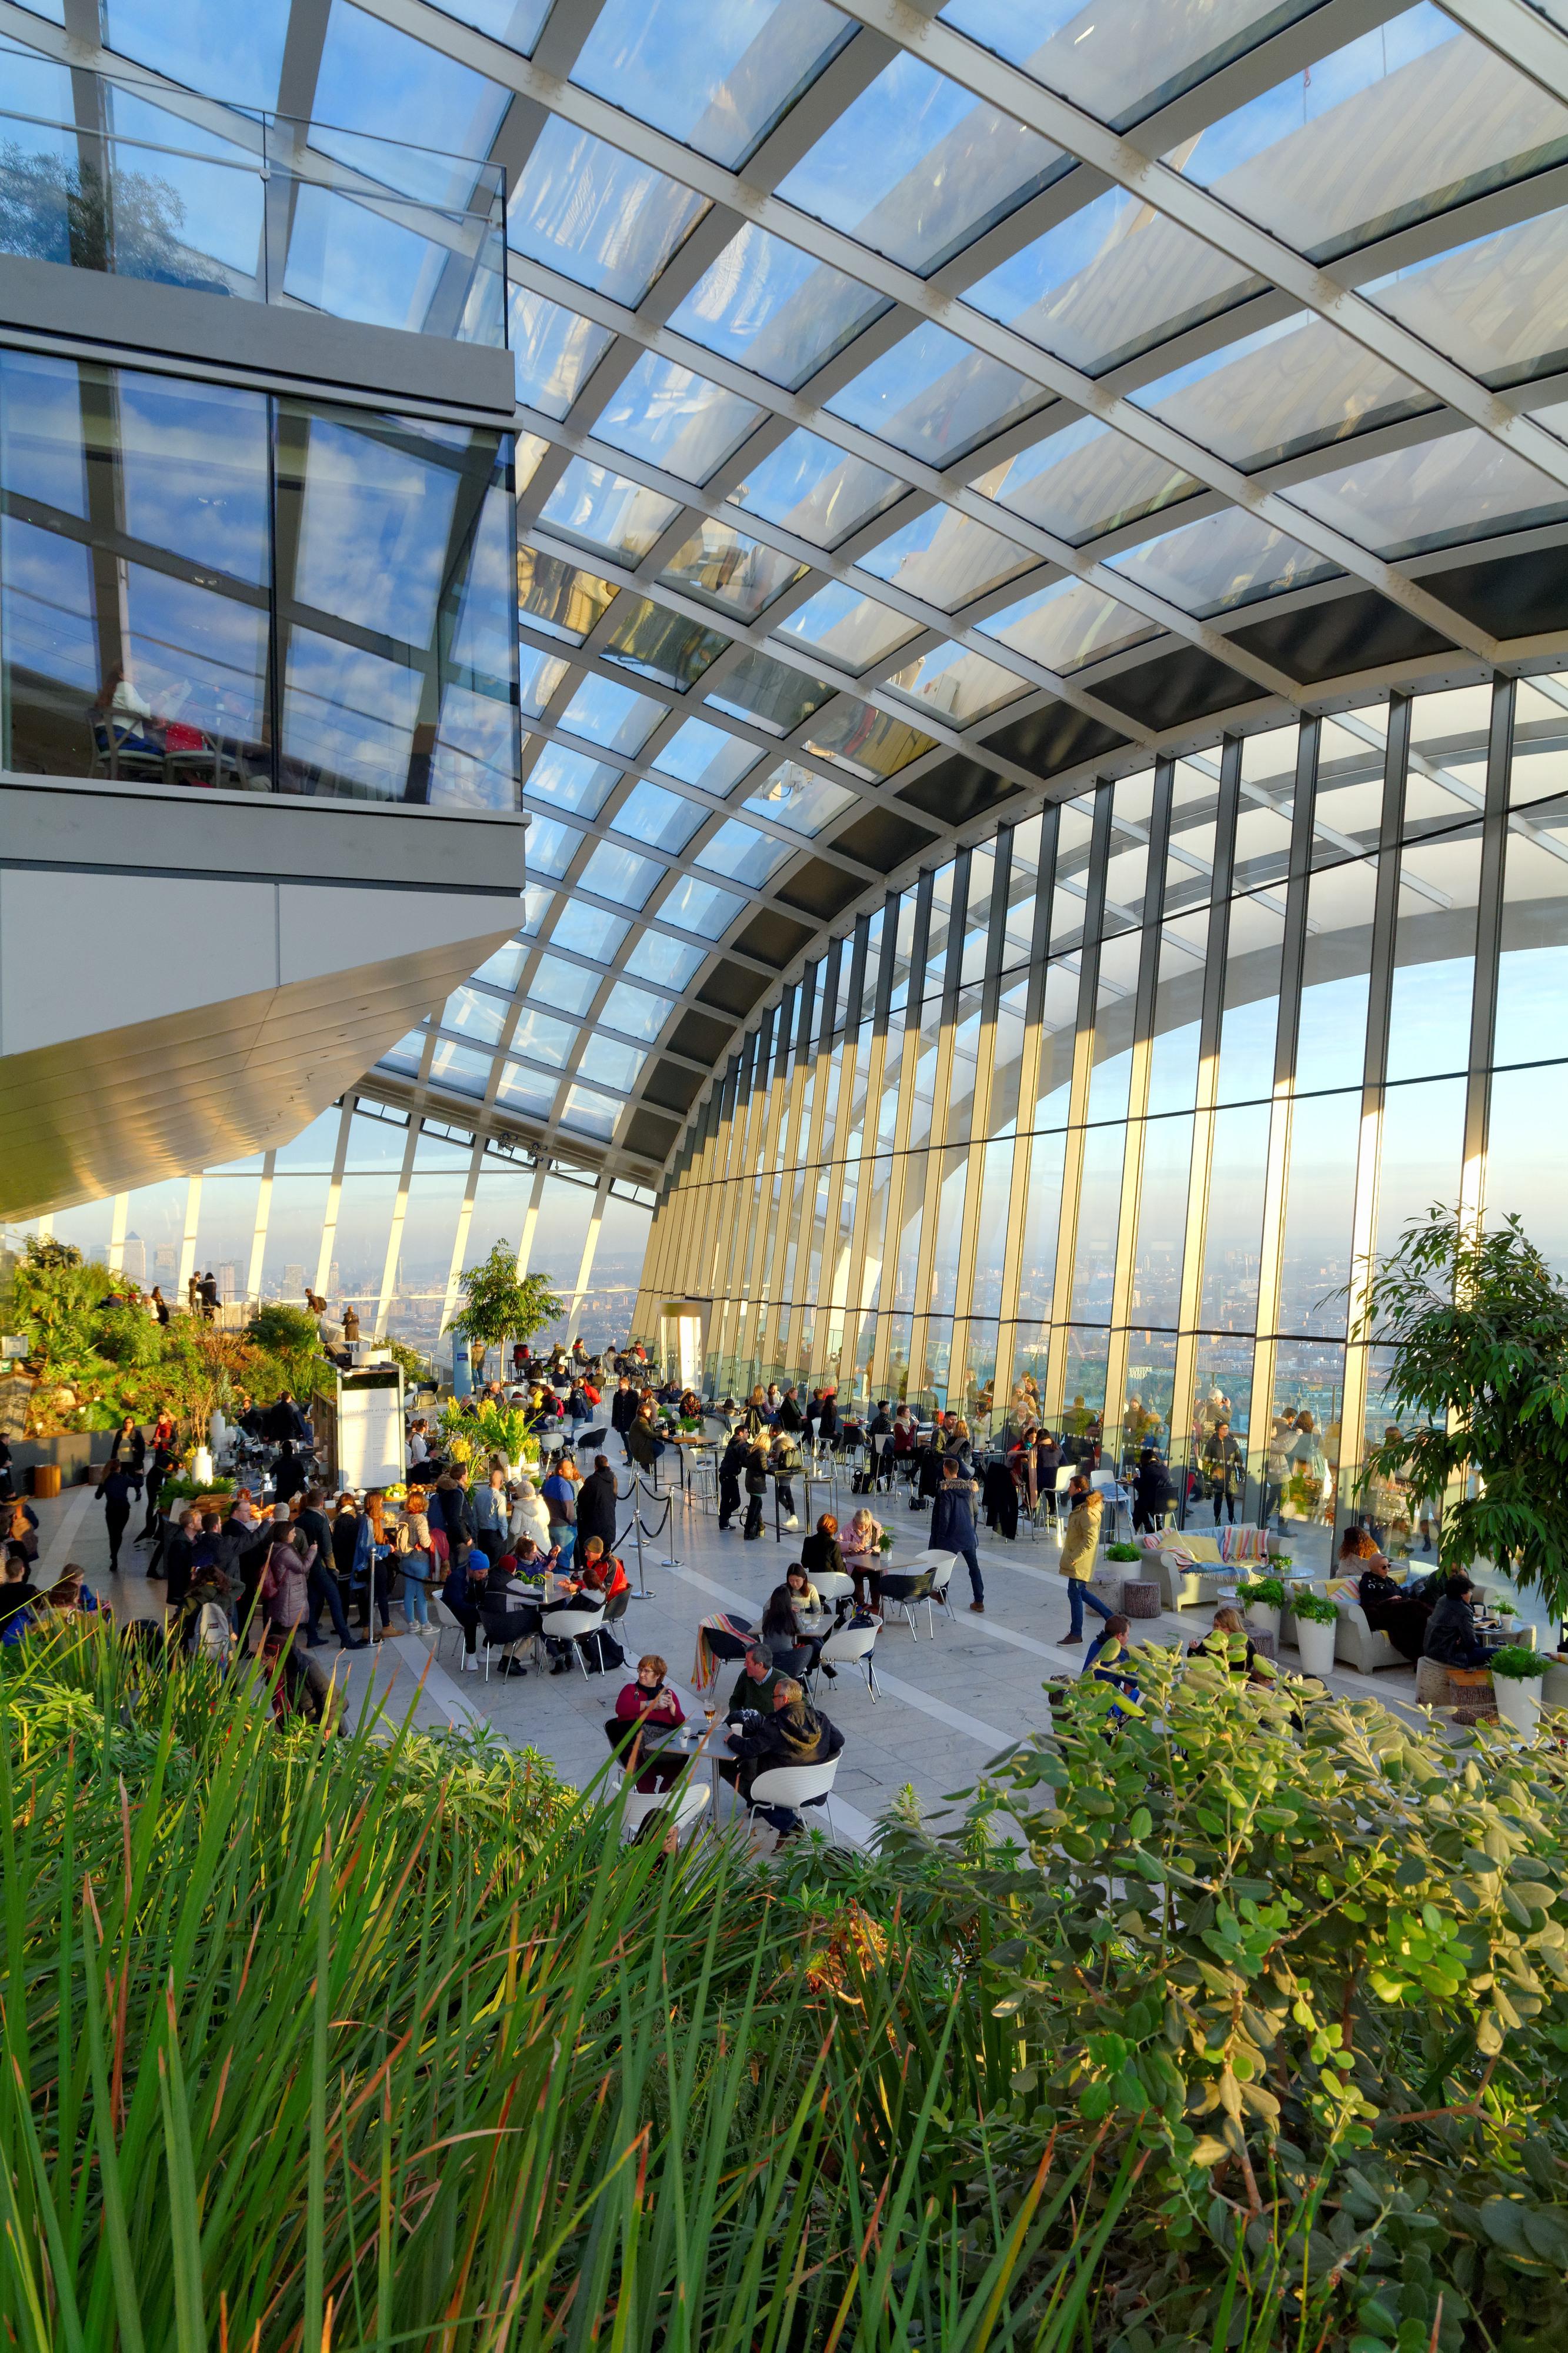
[1421,1574,1503,1669]
[723,1641,786,1724]
[716,1677,845,1842]
[802,1510,852,1598]
[770,1427,802,1531]
[760,1583,819,1679]
[1189,1605,1277,1688]
[473,1554,541,1679]
[572,1534,629,1602]
[1082,1612,1142,1709]
[1340,1527,1430,1661]
[605,1654,688,1791]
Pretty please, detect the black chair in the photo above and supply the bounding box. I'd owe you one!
[873,1567,936,1641]
[577,1426,608,1451]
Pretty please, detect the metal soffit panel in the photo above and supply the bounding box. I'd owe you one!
[16,0,1568,1187]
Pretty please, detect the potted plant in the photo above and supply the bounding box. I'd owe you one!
[445,1244,563,1394]
[878,1529,893,1555]
[1106,1541,1141,1562]
[1236,1574,1286,1636]
[1290,1588,1339,1679]
[1490,1644,1549,1739]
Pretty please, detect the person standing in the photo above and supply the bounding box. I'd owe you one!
[742,1441,769,1541]
[542,1454,581,1568]
[95,1459,136,1574]
[610,1374,639,1462]
[298,1487,363,1650]
[472,1465,509,1570]
[575,1454,619,1560]
[1201,1419,1245,1526]
[1056,1474,1111,1647]
[930,1454,985,1613]
[717,1427,748,1532]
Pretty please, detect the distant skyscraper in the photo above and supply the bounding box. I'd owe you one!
[121,1234,146,1284]
[283,1263,306,1296]
[154,1243,177,1280]
[218,1261,242,1302]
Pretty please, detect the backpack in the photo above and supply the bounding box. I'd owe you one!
[194,1602,231,1662]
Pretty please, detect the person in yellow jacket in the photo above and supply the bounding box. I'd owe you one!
[1057,1474,1113,1646]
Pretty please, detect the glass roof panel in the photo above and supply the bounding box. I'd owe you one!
[938,0,1321,131]
[428,1037,493,1095]
[654,718,760,793]
[310,1,508,207]
[626,932,705,987]
[601,596,731,688]
[379,1028,427,1076]
[569,0,848,169]
[1175,8,1568,264]
[705,646,837,732]
[976,416,1200,546]
[613,778,706,852]
[551,901,630,961]
[578,1033,647,1091]
[658,518,810,618]
[696,816,790,885]
[526,742,619,818]
[496,1061,558,1116]
[508,287,615,416]
[558,672,664,754]
[857,505,1034,610]
[511,1007,579,1066]
[593,354,764,483]
[776,50,1065,274]
[980,577,1160,672]
[600,979,672,1039]
[776,582,922,670]
[538,458,682,562]
[442,984,509,1044]
[665,224,885,390]
[471,936,529,992]
[802,697,937,778]
[885,639,1027,722]
[1363,211,1568,391]
[508,118,709,305]
[966,186,1259,377]
[529,955,601,1018]
[524,814,578,876]
[432,2,552,50]
[518,646,570,716]
[1130,314,1430,473]
[102,0,292,112]
[726,430,906,546]
[827,323,1047,464]
[1284,421,1568,559]
[562,1084,622,1138]
[518,551,617,642]
[742,759,859,834]
[580,839,663,905]
[1107,509,1340,616]
[660,872,748,931]
[520,884,554,934]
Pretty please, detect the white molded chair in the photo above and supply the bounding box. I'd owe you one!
[745,1757,841,1844]
[813,1619,879,1699]
[812,1569,855,1610]
[538,1606,603,1678]
[619,1779,710,1843]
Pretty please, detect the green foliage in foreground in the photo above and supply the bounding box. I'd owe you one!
[4,1628,1568,2349]
[880,1642,1568,2352]
[0,1627,1135,2352]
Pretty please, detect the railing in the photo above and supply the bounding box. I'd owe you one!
[0,61,506,348]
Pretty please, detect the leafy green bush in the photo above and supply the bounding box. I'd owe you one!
[879,1645,1568,2349]
[1106,1541,1142,1561]
[1236,1574,1286,1608]
[1290,1588,1340,1627]
[1490,1644,1549,1681]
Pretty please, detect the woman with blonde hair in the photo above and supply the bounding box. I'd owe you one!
[838,1505,883,1609]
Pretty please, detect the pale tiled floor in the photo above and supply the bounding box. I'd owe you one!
[41,1460,1430,1847]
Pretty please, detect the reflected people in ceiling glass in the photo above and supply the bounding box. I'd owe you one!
[742,758,858,834]
[885,640,1026,723]
[659,519,810,619]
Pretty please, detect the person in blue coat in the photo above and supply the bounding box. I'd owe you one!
[929,1455,985,1613]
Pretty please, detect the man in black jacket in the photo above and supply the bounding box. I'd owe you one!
[576,1456,620,1555]
[717,1429,748,1531]
[777,1384,805,1434]
[272,1442,308,1508]
[719,1678,844,1839]
[95,1461,137,1572]
[265,1391,309,1445]
[298,1487,362,1649]
[610,1376,639,1461]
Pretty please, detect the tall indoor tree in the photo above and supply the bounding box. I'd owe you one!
[1353,1207,1568,1615]
[445,1241,563,1376]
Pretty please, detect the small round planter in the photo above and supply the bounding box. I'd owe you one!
[1294,1615,1337,1678]
[1494,1674,1543,1740]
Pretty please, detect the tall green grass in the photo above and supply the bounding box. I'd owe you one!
[0,1622,1130,2352]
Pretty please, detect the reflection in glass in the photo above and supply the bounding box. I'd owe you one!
[1130,314,1427,474]
[570,0,848,168]
[727,429,905,545]
[980,576,1157,674]
[803,696,935,779]
[885,641,1025,724]
[613,778,704,852]
[655,716,759,794]
[1285,425,1568,559]
[559,672,663,754]
[601,596,730,689]
[667,222,883,388]
[508,286,614,416]
[705,646,836,734]
[1109,508,1337,616]
[976,415,1199,545]
[858,503,1033,610]
[776,582,919,670]
[539,458,681,562]
[593,354,763,484]
[508,118,709,304]
[828,324,1047,465]
[659,519,809,618]
[743,759,858,835]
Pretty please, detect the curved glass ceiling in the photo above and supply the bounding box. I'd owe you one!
[16,0,1568,1187]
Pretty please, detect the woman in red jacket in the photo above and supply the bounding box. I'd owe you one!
[605,1653,686,1789]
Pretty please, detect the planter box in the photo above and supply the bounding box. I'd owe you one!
[1244,1601,1281,1637]
[1494,1675,1543,1739]
[1293,1616,1336,1678]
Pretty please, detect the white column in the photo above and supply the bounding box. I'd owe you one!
[313,1098,355,1300]
[376,1122,421,1337]
[106,1192,129,1272]
[440,1135,488,1348]
[177,1174,203,1299]
[247,1151,275,1306]
[515,1158,550,1277]
[566,1173,612,1337]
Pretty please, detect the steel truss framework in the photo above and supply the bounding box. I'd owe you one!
[636,670,1568,1547]
[10,0,1568,1199]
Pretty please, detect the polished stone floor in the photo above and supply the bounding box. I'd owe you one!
[36,1460,1430,1848]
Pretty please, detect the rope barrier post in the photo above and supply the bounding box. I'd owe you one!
[656,1474,681,1571]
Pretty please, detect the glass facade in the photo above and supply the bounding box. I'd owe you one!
[639,674,1568,1574]
[16,1095,653,1361]
[0,349,519,805]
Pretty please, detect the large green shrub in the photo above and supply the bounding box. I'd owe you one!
[879,1644,1568,2349]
